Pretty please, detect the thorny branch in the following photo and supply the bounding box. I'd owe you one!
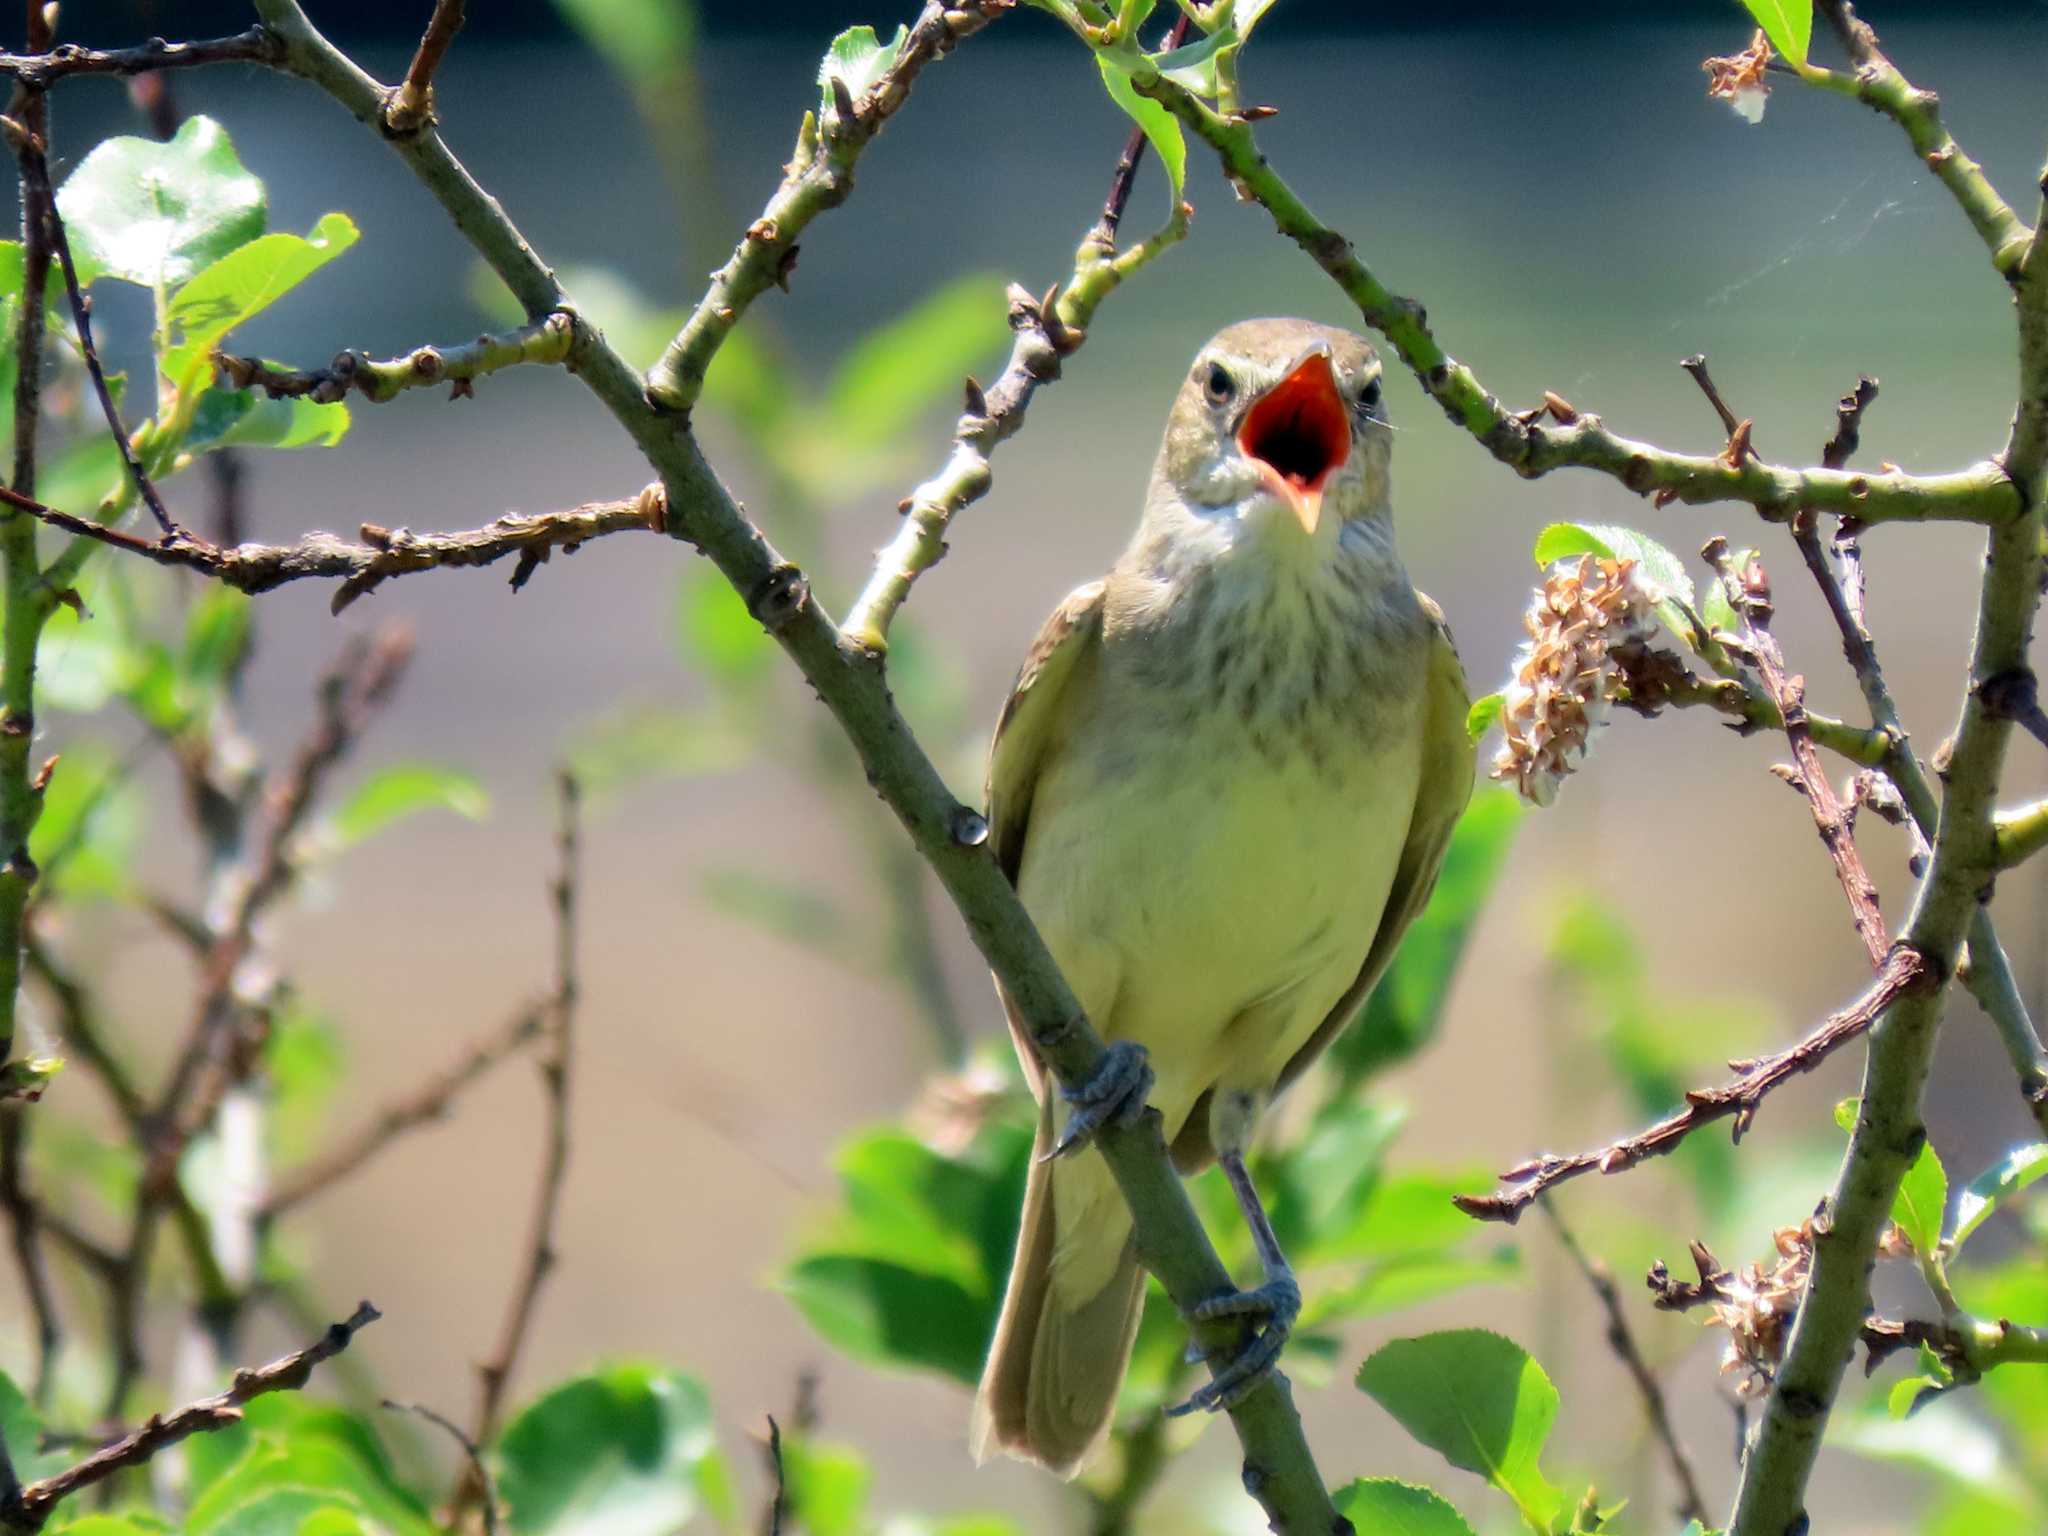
[2,1302,380,1532]
[218,311,573,405]
[1456,945,1932,1223]
[1539,1197,1707,1529]
[0,482,668,614]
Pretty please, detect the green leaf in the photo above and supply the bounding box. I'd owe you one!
[0,1370,72,1482]
[823,273,1010,452]
[781,1439,869,1536]
[161,212,358,386]
[818,25,908,117]
[676,564,772,689]
[1529,521,1699,650]
[184,1405,434,1536]
[553,0,696,89]
[28,740,140,901]
[57,116,265,290]
[1950,1142,2048,1252]
[1356,1330,1564,1531]
[329,764,490,849]
[1739,0,1812,66]
[184,387,350,452]
[1332,791,1520,1086]
[45,1518,174,1535]
[1464,692,1503,743]
[1096,56,1185,202]
[1333,1479,1477,1536]
[495,1364,729,1536]
[1303,1249,1520,1328]
[182,587,252,692]
[1699,552,1748,637]
[1893,1136,1949,1254]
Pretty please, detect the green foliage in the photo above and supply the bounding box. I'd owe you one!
[1833,1097,1947,1253]
[1334,1478,1479,1535]
[552,0,697,88]
[1097,55,1185,202]
[1529,521,1700,653]
[1357,1331,1565,1533]
[1950,1142,2048,1251]
[819,25,910,117]
[495,1364,735,1536]
[58,117,265,290]
[185,386,350,453]
[1738,0,1812,66]
[328,763,491,849]
[160,212,359,387]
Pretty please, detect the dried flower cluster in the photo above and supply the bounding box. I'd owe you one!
[1703,30,1773,124]
[1705,1223,1814,1400]
[1491,554,1661,807]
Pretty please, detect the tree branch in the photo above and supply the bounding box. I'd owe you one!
[1456,946,1932,1224]
[384,0,464,135]
[219,311,572,405]
[0,1106,57,1406]
[0,31,285,88]
[261,1002,545,1219]
[643,0,1012,413]
[4,1303,380,1532]
[0,483,666,613]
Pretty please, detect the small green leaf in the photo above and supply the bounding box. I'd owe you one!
[1333,1478,1478,1536]
[1153,28,1232,96]
[818,25,908,116]
[1096,56,1185,202]
[185,387,351,452]
[1700,562,1744,637]
[28,740,140,901]
[677,564,772,689]
[1529,521,1703,653]
[57,116,265,290]
[0,1371,72,1482]
[161,212,359,386]
[1894,1136,1949,1253]
[1739,0,1812,67]
[1464,692,1503,742]
[781,1438,869,1536]
[330,764,489,849]
[1950,1142,2048,1251]
[495,1365,729,1536]
[1356,1330,1563,1531]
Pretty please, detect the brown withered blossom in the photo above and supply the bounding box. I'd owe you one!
[1491,554,1661,807]
[1703,29,1773,124]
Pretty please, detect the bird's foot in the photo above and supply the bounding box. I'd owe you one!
[1167,1271,1301,1416]
[1042,1041,1154,1160]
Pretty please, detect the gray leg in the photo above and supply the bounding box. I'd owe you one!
[1168,1149,1301,1417]
[1043,1040,1155,1161]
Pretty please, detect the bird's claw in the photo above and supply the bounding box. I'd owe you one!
[1042,1041,1154,1161]
[1167,1273,1301,1417]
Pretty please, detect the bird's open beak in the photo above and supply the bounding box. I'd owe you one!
[1237,345,1351,534]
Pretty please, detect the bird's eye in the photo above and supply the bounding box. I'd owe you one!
[1356,376,1383,412]
[1203,361,1236,406]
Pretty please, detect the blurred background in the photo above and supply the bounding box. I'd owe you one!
[14,1,2048,1531]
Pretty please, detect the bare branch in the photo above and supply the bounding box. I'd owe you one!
[1457,945,1932,1223]
[0,31,285,88]
[0,484,667,613]
[383,1399,496,1536]
[0,1107,58,1406]
[218,311,572,405]
[262,1002,545,1218]
[1539,1196,1707,1529]
[8,1303,380,1530]
[384,0,464,135]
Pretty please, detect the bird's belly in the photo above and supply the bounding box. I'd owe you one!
[1016,710,1420,1131]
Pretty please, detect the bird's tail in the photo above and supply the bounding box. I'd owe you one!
[970,1094,1144,1478]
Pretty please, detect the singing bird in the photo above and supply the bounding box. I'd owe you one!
[970,318,1475,1475]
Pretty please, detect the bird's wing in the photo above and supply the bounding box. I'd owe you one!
[986,579,1107,887]
[1273,590,1476,1099]
[985,580,1106,1098]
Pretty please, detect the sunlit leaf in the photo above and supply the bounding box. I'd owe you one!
[160,212,358,386]
[1464,691,1502,743]
[1096,55,1184,203]
[185,387,350,452]
[329,764,490,849]
[1357,1330,1563,1531]
[1530,521,1700,650]
[184,1407,434,1536]
[496,1365,730,1536]
[823,274,1009,452]
[57,117,265,290]
[1834,1097,1947,1251]
[1739,0,1811,66]
[782,1438,870,1536]
[818,25,908,117]
[28,741,140,901]
[1950,1142,2048,1252]
[1333,1479,1478,1536]
[676,564,772,689]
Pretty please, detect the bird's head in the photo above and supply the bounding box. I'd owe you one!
[1155,318,1390,541]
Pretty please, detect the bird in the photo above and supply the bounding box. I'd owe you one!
[969,317,1475,1477]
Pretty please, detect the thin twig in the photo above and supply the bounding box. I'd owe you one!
[261,1002,546,1218]
[760,1415,786,1536]
[1704,538,1890,970]
[458,772,580,1497]
[384,0,464,135]
[1457,945,1932,1223]
[0,1106,58,1406]
[0,31,284,88]
[1538,1195,1708,1528]
[218,311,572,405]
[1,117,178,537]
[7,1303,380,1530]
[383,1399,496,1536]
[0,482,667,613]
